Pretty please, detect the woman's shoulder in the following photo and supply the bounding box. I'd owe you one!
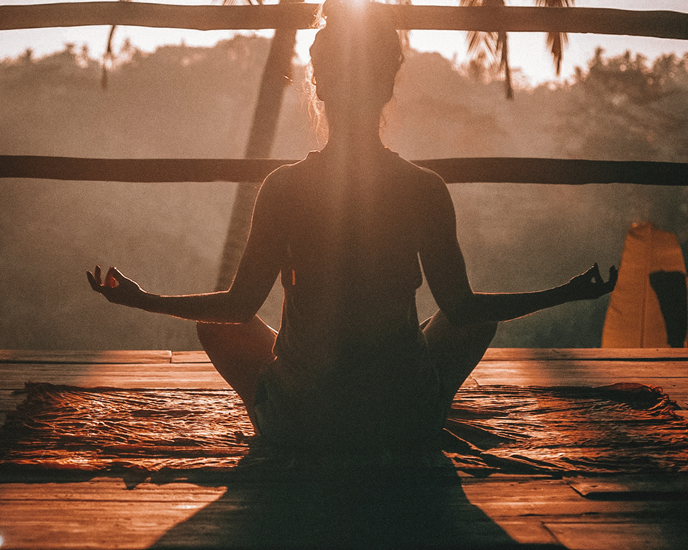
[264,151,321,179]
[384,150,449,198]
[258,152,323,197]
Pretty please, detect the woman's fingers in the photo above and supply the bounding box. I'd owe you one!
[110,267,128,285]
[87,264,120,294]
[86,270,100,292]
[105,266,119,288]
[572,264,618,299]
[87,265,107,292]
[591,263,602,284]
[593,265,617,296]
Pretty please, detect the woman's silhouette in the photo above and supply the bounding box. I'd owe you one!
[88,0,616,453]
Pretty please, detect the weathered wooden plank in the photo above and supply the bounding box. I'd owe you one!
[3,348,685,367]
[489,520,560,546]
[470,360,688,388]
[567,474,688,499]
[171,351,210,363]
[0,350,172,364]
[0,362,217,375]
[475,359,688,372]
[0,479,226,502]
[460,479,583,503]
[6,358,688,377]
[545,522,688,550]
[0,362,219,379]
[4,349,684,364]
[461,498,688,519]
[1,477,686,549]
[482,348,688,362]
[0,365,228,390]
[1,3,687,39]
[176,348,688,364]
[0,480,659,522]
[3,155,687,186]
[0,375,229,390]
[0,503,223,550]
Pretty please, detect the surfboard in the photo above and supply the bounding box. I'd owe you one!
[602,222,687,348]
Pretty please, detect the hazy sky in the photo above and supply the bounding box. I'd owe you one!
[1,0,687,85]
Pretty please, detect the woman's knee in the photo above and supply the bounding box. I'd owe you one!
[423,310,497,351]
[196,318,277,364]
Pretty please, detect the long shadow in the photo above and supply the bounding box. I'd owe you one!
[151,455,558,550]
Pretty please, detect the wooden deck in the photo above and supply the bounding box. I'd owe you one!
[1,348,687,549]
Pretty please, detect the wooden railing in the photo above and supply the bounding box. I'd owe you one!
[1,3,686,185]
[1,155,686,185]
[1,3,687,39]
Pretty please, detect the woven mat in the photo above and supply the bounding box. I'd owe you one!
[1,382,686,478]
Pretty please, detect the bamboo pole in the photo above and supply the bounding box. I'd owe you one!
[2,156,686,186]
[0,3,687,40]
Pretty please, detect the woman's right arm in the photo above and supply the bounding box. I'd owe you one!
[87,265,261,323]
[87,170,287,324]
[418,173,616,326]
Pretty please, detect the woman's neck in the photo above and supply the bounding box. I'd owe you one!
[324,127,385,159]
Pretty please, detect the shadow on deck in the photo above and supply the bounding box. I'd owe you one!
[1,348,687,549]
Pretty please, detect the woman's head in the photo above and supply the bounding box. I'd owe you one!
[309,0,403,128]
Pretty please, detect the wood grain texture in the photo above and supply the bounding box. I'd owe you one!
[481,348,688,361]
[1,349,687,549]
[3,155,687,186]
[567,474,688,499]
[545,522,688,550]
[171,351,209,363]
[1,3,687,39]
[0,350,172,364]
[3,478,686,549]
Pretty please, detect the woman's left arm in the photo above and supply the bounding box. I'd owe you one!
[87,173,285,323]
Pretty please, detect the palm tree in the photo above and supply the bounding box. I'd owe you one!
[460,0,573,99]
[101,0,131,89]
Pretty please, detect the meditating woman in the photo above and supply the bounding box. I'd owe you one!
[88,0,616,454]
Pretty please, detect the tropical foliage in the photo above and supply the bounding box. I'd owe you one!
[2,39,686,350]
[460,0,574,99]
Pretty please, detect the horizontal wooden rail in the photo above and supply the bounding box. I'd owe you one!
[0,3,686,40]
[1,155,686,185]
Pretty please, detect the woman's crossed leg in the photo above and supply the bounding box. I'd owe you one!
[196,317,276,427]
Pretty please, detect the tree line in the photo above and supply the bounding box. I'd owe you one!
[1,36,686,349]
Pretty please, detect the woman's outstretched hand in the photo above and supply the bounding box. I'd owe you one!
[87,265,145,308]
[566,263,618,301]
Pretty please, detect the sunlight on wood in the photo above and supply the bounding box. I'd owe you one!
[0,480,226,550]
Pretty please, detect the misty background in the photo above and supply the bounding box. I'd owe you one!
[1,36,687,350]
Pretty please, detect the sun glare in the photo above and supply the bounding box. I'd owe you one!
[347,0,369,11]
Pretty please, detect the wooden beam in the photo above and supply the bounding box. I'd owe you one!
[1,155,686,185]
[0,3,686,40]
[0,156,289,184]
